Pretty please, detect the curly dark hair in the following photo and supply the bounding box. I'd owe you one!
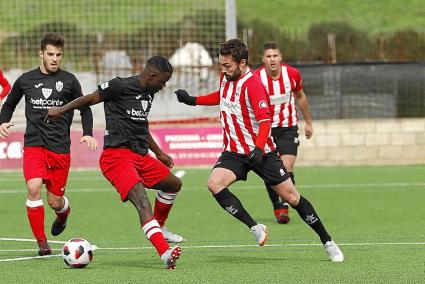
[219,38,248,64]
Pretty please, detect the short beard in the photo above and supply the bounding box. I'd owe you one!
[224,66,242,81]
[43,61,59,74]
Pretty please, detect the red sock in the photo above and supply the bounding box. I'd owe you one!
[153,191,176,227]
[142,219,169,255]
[55,196,70,223]
[26,199,46,242]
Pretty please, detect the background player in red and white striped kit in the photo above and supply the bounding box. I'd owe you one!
[175,38,343,262]
[0,33,98,256]
[46,56,183,269]
[254,41,314,224]
[0,69,11,100]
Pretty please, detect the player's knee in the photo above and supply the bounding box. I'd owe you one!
[47,196,63,210]
[285,193,300,207]
[173,178,182,193]
[161,176,182,193]
[275,180,299,205]
[27,182,42,195]
[207,178,222,193]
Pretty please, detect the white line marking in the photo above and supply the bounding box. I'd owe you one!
[0,176,105,182]
[93,241,425,250]
[2,241,424,262]
[3,241,424,253]
[0,254,62,262]
[174,170,186,179]
[0,238,66,244]
[0,249,61,252]
[1,182,424,194]
[300,182,425,189]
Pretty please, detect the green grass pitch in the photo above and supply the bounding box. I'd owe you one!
[1,165,424,283]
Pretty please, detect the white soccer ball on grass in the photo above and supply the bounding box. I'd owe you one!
[62,238,94,268]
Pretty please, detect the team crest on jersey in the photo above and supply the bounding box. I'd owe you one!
[42,88,52,99]
[141,100,149,111]
[56,81,63,92]
[259,100,267,108]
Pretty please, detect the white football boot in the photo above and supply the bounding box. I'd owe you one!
[250,224,268,246]
[324,240,344,262]
[160,246,182,269]
[161,226,185,243]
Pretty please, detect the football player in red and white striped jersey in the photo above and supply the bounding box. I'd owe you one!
[254,42,313,224]
[0,69,11,100]
[175,39,343,262]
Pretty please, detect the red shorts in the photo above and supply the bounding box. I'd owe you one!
[99,148,170,201]
[23,146,71,196]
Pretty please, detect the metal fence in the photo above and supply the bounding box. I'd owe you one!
[0,0,225,80]
[1,2,424,124]
[297,62,425,119]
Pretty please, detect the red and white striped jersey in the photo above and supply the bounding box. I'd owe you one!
[219,67,275,155]
[255,64,303,128]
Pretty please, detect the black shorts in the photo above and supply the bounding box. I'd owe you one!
[271,126,299,156]
[213,151,290,186]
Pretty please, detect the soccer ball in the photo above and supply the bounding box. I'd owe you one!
[62,238,93,268]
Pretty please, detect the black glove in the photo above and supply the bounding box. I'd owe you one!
[248,146,264,167]
[175,89,196,106]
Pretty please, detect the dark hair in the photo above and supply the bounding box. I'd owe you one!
[40,33,65,51]
[146,56,173,73]
[263,41,281,52]
[219,38,248,64]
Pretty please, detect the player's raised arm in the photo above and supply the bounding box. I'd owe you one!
[45,91,101,121]
[175,89,220,106]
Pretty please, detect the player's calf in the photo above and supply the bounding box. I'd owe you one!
[51,197,70,236]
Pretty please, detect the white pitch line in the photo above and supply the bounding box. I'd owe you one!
[0,249,61,252]
[0,254,62,262]
[74,241,425,251]
[3,242,425,253]
[3,241,425,253]
[1,181,424,194]
[2,241,424,262]
[0,238,66,244]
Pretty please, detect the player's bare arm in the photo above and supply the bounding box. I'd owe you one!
[0,122,14,139]
[147,133,174,168]
[295,90,313,139]
[45,91,101,121]
[78,100,97,150]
